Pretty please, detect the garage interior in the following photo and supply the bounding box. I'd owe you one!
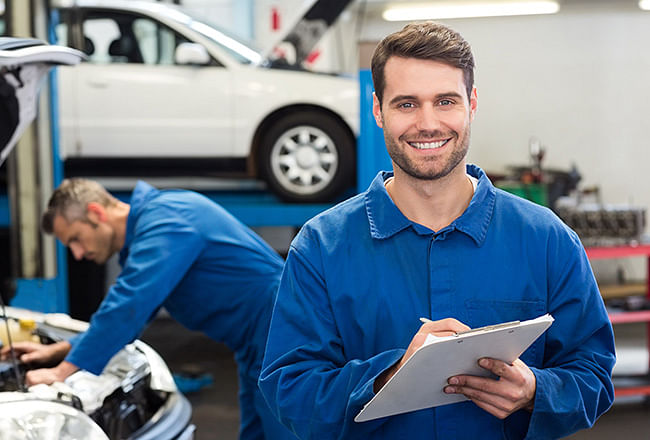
[1,0,650,439]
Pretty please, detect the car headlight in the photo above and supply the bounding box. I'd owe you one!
[0,400,108,440]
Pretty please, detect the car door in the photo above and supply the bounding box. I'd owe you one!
[59,8,232,159]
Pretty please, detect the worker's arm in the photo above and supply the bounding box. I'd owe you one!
[503,230,614,439]
[516,231,615,439]
[260,242,413,440]
[65,210,205,375]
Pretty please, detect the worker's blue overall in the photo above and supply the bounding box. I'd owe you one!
[260,165,615,440]
[67,181,296,439]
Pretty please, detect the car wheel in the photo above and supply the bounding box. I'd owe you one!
[260,111,355,203]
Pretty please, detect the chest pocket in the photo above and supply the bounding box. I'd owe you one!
[464,299,546,368]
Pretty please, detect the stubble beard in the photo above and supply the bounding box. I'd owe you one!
[384,125,471,181]
[86,219,115,264]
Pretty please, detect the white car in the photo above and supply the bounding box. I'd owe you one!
[52,0,359,202]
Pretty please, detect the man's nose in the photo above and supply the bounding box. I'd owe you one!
[415,104,442,132]
[69,243,85,260]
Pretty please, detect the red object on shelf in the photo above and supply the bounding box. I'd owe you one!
[614,385,650,397]
[586,244,650,398]
[585,244,650,260]
[608,310,650,324]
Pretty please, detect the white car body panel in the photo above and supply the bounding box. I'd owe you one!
[60,63,233,157]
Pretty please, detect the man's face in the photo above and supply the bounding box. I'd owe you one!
[52,211,115,264]
[373,56,477,181]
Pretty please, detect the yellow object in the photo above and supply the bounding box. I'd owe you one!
[0,318,40,347]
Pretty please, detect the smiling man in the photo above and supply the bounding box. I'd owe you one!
[258,22,615,439]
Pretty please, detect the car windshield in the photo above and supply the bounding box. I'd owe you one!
[157,3,262,65]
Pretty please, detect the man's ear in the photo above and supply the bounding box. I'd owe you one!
[86,202,107,223]
[372,92,384,129]
[469,86,478,121]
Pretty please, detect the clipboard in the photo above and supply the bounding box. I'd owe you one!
[355,314,554,422]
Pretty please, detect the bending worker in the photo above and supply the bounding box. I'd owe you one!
[1,178,296,440]
[259,21,616,439]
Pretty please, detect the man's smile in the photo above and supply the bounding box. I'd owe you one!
[408,139,450,150]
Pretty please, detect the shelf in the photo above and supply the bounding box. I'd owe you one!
[586,244,650,398]
[586,244,650,260]
[600,282,647,299]
[608,310,650,324]
[613,375,650,398]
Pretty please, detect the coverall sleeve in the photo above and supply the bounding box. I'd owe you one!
[66,214,205,375]
[507,231,616,440]
[259,242,405,440]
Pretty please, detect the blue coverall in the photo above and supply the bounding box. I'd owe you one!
[260,165,615,439]
[67,181,295,439]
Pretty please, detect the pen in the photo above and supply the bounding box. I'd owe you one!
[419,317,520,336]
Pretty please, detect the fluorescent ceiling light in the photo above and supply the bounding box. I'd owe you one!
[640,0,650,11]
[383,1,560,21]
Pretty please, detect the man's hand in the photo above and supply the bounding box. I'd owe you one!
[374,318,470,392]
[0,341,71,365]
[25,360,79,386]
[444,357,536,419]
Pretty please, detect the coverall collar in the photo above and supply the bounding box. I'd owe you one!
[364,164,495,246]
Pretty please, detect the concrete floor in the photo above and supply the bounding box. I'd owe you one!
[140,317,650,440]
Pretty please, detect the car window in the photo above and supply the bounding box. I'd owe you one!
[82,10,196,66]
[83,17,121,63]
[133,18,177,65]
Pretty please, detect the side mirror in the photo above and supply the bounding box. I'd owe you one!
[174,42,210,66]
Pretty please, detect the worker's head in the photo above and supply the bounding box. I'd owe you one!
[42,178,122,264]
[370,22,477,182]
[371,21,475,109]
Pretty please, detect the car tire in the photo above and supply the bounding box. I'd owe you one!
[259,111,355,203]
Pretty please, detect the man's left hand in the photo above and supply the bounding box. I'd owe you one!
[444,358,536,419]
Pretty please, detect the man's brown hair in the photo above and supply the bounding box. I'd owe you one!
[371,21,475,107]
[41,178,118,234]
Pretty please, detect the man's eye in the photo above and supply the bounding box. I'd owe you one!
[439,99,453,106]
[399,102,414,109]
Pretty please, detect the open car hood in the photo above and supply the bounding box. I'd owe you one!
[0,306,193,440]
[0,37,85,166]
[259,0,353,68]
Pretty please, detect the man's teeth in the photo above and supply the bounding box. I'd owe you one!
[410,139,449,149]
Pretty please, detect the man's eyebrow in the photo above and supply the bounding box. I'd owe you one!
[437,92,464,100]
[387,95,417,106]
[387,92,464,106]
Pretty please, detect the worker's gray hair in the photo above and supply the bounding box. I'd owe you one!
[41,178,118,234]
[371,21,475,107]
